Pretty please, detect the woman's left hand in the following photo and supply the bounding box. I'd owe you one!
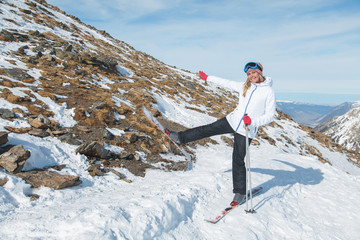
[243,115,252,126]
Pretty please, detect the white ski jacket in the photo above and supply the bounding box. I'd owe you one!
[207,75,276,138]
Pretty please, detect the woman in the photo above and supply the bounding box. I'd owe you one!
[169,62,276,206]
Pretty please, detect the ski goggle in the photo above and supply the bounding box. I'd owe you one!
[244,62,263,73]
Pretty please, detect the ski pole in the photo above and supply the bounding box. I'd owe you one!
[245,120,254,214]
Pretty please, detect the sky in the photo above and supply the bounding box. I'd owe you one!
[46,0,360,105]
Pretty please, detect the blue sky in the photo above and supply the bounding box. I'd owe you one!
[47,0,360,105]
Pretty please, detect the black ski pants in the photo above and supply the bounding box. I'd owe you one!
[178,117,251,194]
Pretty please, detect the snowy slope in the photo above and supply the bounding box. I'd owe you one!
[1,0,360,239]
[1,107,360,240]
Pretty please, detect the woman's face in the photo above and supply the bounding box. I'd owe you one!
[247,70,261,83]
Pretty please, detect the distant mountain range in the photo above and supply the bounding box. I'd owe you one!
[278,100,360,152]
[276,101,333,127]
[276,101,360,127]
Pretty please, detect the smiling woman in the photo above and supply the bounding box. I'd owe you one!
[166,61,276,206]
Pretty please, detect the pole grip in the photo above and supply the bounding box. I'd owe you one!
[244,113,249,127]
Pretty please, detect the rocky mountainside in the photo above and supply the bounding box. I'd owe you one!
[315,102,360,153]
[0,0,359,190]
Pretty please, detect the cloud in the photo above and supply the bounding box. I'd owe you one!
[47,0,360,97]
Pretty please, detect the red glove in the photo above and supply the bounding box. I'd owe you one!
[199,71,208,80]
[243,115,252,126]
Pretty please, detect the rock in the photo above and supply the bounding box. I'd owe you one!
[95,55,118,67]
[15,170,82,189]
[76,141,112,159]
[92,101,108,110]
[28,30,44,38]
[29,119,47,129]
[28,129,50,138]
[133,153,141,161]
[183,81,196,91]
[64,44,73,52]
[29,115,51,129]
[0,29,15,41]
[50,164,66,171]
[119,151,131,159]
[0,145,31,173]
[125,133,138,143]
[165,161,189,172]
[87,164,105,176]
[17,45,29,55]
[28,194,40,201]
[0,108,16,119]
[0,29,29,42]
[0,144,14,155]
[80,54,104,66]
[20,56,38,65]
[43,54,55,62]
[103,129,115,140]
[124,153,141,161]
[55,49,77,61]
[109,169,132,183]
[58,133,82,145]
[0,177,8,186]
[77,125,91,133]
[108,159,152,177]
[252,139,260,145]
[0,131,8,146]
[4,126,31,134]
[48,129,67,136]
[1,68,34,81]
[150,108,162,117]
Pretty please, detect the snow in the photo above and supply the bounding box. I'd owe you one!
[1,130,359,239]
[1,0,360,239]
[0,98,29,114]
[116,65,133,77]
[112,96,135,109]
[32,92,77,127]
[1,103,360,239]
[153,94,216,128]
[107,127,125,137]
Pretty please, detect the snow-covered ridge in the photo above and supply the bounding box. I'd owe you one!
[315,101,360,124]
[315,104,360,153]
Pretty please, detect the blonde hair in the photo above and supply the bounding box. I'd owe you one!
[242,75,265,97]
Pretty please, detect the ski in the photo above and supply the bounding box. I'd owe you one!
[142,105,191,161]
[205,187,263,224]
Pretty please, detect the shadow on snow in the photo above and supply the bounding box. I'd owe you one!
[252,159,324,210]
[226,159,324,210]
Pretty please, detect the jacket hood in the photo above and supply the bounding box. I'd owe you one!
[252,76,272,87]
